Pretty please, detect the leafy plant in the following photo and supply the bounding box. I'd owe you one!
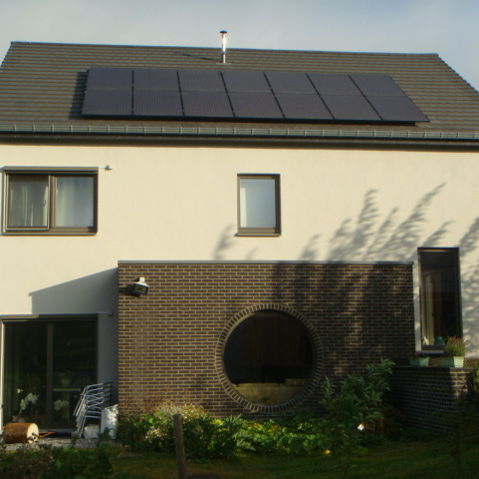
[239,409,327,455]
[183,414,246,459]
[444,336,469,357]
[0,445,115,479]
[320,359,394,479]
[41,446,113,479]
[0,446,53,479]
[118,400,243,457]
[118,402,329,458]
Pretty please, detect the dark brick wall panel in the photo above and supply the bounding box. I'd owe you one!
[118,261,414,417]
[392,366,474,433]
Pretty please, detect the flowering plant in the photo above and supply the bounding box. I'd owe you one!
[13,391,39,422]
[54,399,69,411]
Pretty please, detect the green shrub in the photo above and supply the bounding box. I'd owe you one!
[118,401,245,458]
[320,359,394,479]
[0,445,114,479]
[118,401,328,458]
[0,446,53,479]
[240,409,327,455]
[240,419,286,454]
[183,414,247,459]
[118,401,204,452]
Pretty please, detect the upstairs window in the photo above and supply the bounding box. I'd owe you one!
[4,169,97,234]
[238,174,281,235]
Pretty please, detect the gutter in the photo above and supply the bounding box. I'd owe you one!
[1,123,479,144]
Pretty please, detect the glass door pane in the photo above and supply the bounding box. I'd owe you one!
[52,321,97,427]
[3,322,48,425]
[3,319,97,429]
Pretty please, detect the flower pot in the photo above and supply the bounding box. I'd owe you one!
[409,357,429,367]
[441,356,464,367]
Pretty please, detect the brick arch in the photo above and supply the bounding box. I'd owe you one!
[215,303,324,413]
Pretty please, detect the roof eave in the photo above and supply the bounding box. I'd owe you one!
[2,123,479,144]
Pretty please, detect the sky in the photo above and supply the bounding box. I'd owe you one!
[1,0,479,90]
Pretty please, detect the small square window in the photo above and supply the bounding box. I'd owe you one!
[4,170,98,234]
[238,174,281,235]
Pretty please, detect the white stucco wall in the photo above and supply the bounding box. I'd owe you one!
[1,142,479,355]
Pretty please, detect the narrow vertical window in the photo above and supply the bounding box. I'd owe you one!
[419,248,462,347]
[238,174,281,235]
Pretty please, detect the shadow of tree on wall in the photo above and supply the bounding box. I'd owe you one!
[323,184,448,263]
[458,217,479,346]
[210,182,479,363]
[289,183,479,375]
[212,225,235,260]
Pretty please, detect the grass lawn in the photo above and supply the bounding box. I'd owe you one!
[111,434,479,479]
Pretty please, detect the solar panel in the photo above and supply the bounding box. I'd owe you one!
[134,90,183,116]
[308,73,361,96]
[182,91,233,117]
[82,89,132,116]
[367,96,429,122]
[350,74,405,96]
[82,67,428,124]
[134,69,178,91]
[275,94,332,120]
[322,95,380,121]
[178,70,226,92]
[223,70,270,93]
[229,92,283,119]
[86,67,132,90]
[266,72,316,94]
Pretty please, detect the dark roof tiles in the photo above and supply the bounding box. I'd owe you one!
[1,41,479,140]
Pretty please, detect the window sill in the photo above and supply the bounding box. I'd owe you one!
[236,232,281,237]
[3,231,97,236]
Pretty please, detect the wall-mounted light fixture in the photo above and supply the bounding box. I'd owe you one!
[120,277,150,296]
[129,277,149,296]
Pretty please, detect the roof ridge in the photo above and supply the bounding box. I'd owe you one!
[8,41,441,59]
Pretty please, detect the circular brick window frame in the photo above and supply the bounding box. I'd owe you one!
[216,303,324,413]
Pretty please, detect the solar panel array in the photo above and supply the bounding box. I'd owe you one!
[82,67,428,123]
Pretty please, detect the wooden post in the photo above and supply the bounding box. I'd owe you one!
[173,414,187,479]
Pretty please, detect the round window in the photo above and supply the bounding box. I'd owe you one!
[223,310,314,406]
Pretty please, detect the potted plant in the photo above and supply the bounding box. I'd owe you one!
[409,351,429,367]
[441,336,468,367]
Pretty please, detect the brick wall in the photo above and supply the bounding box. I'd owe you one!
[392,366,474,433]
[118,261,414,417]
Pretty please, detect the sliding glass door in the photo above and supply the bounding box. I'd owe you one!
[3,318,97,429]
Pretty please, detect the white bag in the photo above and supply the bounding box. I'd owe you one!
[101,404,118,439]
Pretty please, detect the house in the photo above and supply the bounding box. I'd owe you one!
[1,40,479,430]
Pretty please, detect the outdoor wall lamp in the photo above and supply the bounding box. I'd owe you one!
[122,277,150,296]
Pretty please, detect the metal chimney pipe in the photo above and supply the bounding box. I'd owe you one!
[220,30,228,64]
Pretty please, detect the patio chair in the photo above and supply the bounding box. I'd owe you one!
[73,382,112,438]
